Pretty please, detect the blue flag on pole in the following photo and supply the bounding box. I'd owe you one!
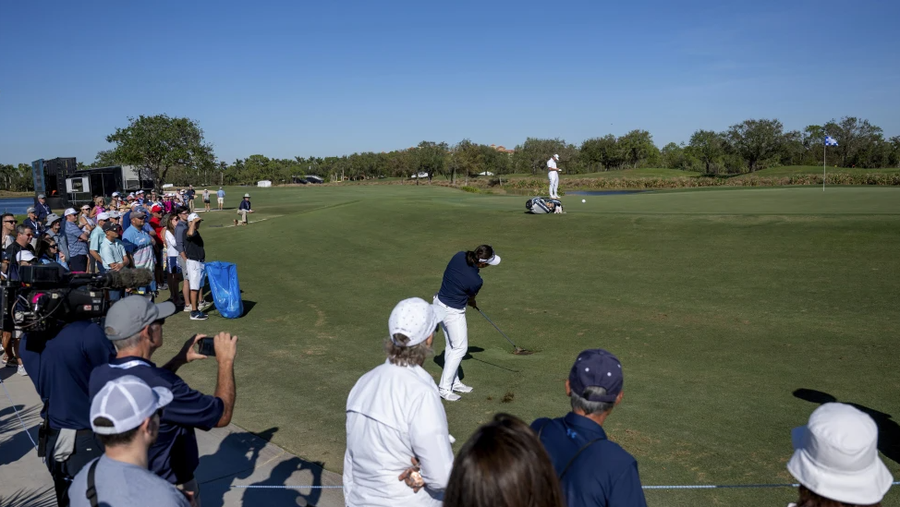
[825,135,838,146]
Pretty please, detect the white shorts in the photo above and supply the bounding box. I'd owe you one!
[177,256,188,280]
[186,260,206,290]
[217,197,224,204]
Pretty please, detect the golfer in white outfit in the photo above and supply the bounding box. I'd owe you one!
[547,154,560,199]
[433,245,501,401]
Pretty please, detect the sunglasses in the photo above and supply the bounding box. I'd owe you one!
[48,244,58,249]
[3,220,15,224]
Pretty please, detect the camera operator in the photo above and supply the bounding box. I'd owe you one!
[90,296,237,505]
[18,316,116,507]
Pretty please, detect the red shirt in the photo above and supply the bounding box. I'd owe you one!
[149,217,164,247]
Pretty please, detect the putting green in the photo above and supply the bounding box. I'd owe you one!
[158,185,900,506]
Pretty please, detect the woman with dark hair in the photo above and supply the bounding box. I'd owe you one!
[444,413,564,507]
[35,237,69,270]
[433,244,500,401]
[163,214,185,307]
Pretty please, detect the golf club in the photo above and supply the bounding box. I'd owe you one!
[474,306,534,355]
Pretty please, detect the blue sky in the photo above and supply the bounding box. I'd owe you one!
[2,0,898,165]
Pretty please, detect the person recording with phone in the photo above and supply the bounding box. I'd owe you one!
[89,296,238,505]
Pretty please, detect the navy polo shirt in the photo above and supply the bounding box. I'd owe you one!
[532,412,647,507]
[437,251,483,310]
[35,201,52,222]
[19,321,116,430]
[89,356,224,484]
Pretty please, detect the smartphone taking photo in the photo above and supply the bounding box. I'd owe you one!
[197,337,216,357]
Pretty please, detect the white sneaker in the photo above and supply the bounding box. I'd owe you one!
[199,301,214,312]
[451,382,473,394]
[17,364,27,376]
[439,389,461,402]
[183,306,192,313]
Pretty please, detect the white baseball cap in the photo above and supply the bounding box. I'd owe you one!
[90,375,173,435]
[187,213,201,222]
[63,208,77,217]
[97,212,110,221]
[554,154,559,159]
[787,403,893,505]
[388,297,446,347]
[16,251,36,263]
[112,192,120,197]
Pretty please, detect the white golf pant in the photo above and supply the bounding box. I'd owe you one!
[434,296,468,391]
[548,170,559,198]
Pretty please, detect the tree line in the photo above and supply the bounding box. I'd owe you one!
[3,114,898,192]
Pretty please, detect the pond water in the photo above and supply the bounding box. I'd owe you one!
[0,197,34,214]
[565,190,646,196]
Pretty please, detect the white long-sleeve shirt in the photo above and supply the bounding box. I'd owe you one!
[344,360,454,507]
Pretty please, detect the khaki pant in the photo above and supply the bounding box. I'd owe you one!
[237,209,249,224]
[177,477,202,507]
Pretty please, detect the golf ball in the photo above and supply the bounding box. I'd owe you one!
[582,199,586,203]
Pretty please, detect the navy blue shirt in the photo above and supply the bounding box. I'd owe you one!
[238,199,251,211]
[35,201,52,222]
[89,357,224,484]
[23,217,43,237]
[532,413,647,507]
[437,251,483,310]
[19,321,116,430]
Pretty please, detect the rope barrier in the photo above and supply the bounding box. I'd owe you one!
[233,485,344,490]
[230,481,900,491]
[0,376,40,453]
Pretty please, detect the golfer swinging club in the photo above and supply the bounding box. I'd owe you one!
[433,245,500,401]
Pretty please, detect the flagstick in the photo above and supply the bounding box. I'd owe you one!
[823,142,826,192]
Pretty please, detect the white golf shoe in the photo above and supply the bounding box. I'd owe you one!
[451,382,473,394]
[439,389,461,402]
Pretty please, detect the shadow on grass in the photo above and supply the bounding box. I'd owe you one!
[434,346,519,376]
[241,300,257,317]
[793,388,900,465]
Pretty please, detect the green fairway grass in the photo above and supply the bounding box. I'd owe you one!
[155,185,900,506]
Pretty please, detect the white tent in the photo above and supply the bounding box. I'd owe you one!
[257,180,272,187]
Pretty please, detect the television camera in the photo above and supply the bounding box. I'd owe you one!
[1,264,153,337]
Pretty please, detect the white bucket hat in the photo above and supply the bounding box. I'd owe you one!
[787,403,893,505]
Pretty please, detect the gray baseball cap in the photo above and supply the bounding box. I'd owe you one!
[105,296,176,341]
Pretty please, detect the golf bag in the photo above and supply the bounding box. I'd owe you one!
[526,197,563,214]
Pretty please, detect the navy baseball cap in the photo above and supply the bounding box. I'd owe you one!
[568,349,623,403]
